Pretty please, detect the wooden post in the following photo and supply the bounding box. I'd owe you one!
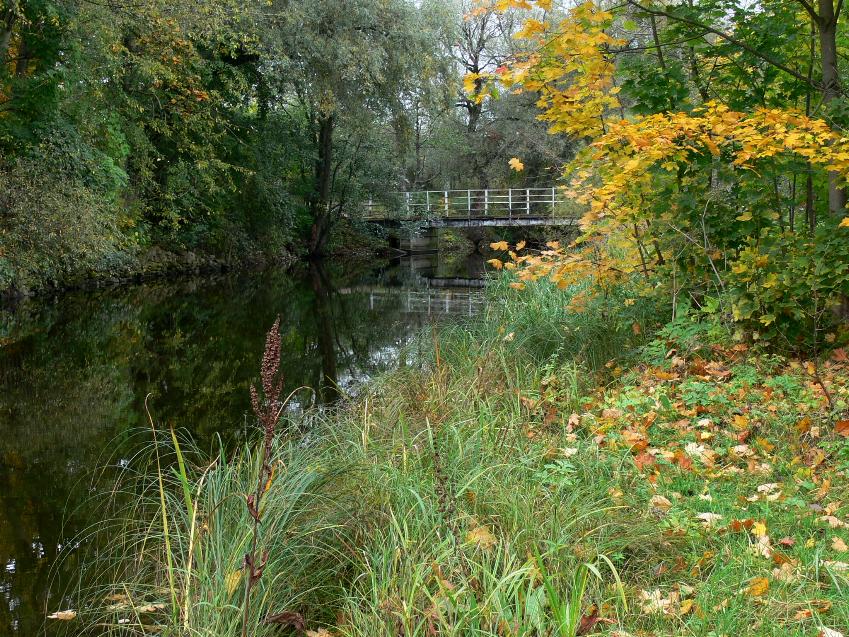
[526,188,530,215]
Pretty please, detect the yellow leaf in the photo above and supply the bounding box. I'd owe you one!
[508,157,525,171]
[746,577,770,597]
[752,521,768,538]
[226,570,243,597]
[467,525,497,550]
[732,414,750,430]
[839,217,849,228]
[509,282,526,290]
[515,240,526,250]
[490,241,509,251]
[833,537,849,552]
[736,211,753,221]
[487,258,503,270]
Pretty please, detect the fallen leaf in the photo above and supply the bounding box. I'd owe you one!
[778,536,795,547]
[819,516,849,529]
[745,577,770,597]
[633,451,656,470]
[306,630,334,637]
[696,512,723,527]
[508,157,524,172]
[575,606,614,635]
[836,420,849,438]
[832,537,849,552]
[638,589,677,615]
[733,414,750,429]
[650,495,673,512]
[48,610,77,621]
[772,562,797,582]
[265,611,305,630]
[466,525,497,550]
[823,561,849,571]
[819,629,845,637]
[622,429,648,453]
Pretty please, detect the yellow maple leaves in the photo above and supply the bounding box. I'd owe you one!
[508,157,524,171]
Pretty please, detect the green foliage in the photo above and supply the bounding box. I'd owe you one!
[727,223,849,348]
[0,135,128,292]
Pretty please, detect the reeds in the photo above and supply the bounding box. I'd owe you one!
[73,275,663,636]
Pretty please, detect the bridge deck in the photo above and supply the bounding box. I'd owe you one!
[368,215,578,228]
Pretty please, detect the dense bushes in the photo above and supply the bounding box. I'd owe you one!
[0,139,128,293]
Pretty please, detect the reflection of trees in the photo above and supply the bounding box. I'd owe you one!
[310,260,340,404]
[0,259,465,631]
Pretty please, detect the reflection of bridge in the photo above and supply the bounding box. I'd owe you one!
[363,188,578,228]
[339,282,485,317]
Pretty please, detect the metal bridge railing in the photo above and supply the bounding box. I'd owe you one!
[362,188,568,220]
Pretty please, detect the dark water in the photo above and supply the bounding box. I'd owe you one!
[0,255,485,636]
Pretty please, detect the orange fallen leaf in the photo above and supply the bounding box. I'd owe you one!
[745,577,770,597]
[836,420,849,438]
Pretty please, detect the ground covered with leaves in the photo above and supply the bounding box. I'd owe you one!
[528,322,849,635]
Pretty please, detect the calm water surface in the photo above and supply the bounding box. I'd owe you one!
[0,255,485,636]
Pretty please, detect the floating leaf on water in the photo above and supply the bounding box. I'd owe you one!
[48,610,77,621]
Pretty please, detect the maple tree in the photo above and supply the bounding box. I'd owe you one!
[482,0,849,350]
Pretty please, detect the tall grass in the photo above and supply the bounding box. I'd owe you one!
[71,276,666,636]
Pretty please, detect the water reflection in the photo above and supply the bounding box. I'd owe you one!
[0,255,484,636]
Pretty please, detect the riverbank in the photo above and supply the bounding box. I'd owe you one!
[71,275,849,637]
[0,220,393,303]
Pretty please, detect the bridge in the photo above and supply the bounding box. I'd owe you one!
[363,187,578,228]
[339,282,485,317]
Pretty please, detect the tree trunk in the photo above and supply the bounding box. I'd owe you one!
[309,113,334,256]
[817,1,847,214]
[0,10,15,68]
[14,37,27,76]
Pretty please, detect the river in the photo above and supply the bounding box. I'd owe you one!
[0,254,486,636]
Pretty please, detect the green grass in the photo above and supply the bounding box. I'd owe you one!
[68,275,849,636]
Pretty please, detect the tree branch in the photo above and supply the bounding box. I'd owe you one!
[627,0,823,91]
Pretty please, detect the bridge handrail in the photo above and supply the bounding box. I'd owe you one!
[363,186,571,221]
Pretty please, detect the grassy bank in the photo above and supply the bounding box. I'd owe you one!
[69,276,849,636]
